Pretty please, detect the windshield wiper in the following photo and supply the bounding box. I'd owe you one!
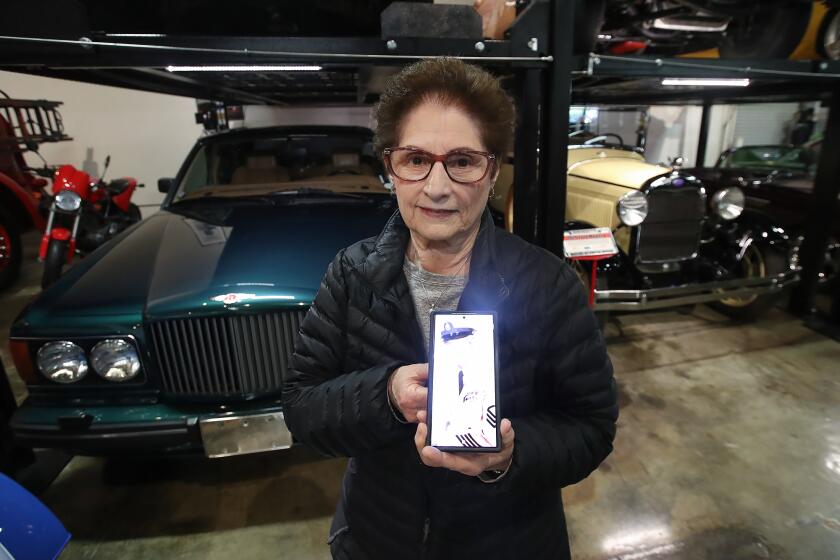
[268,187,367,199]
[173,194,278,205]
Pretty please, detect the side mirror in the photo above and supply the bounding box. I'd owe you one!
[158,177,175,193]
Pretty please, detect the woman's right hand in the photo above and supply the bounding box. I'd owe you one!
[388,363,429,423]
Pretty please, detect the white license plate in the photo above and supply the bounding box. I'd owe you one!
[199,412,293,458]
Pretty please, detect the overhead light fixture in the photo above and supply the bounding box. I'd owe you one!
[661,78,750,87]
[165,65,323,72]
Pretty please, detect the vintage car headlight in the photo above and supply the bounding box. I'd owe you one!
[616,191,649,226]
[37,341,88,383]
[55,190,82,212]
[91,339,141,382]
[711,187,745,220]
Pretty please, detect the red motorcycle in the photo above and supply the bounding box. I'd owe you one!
[40,156,143,288]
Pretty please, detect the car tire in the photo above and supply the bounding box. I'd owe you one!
[718,3,812,59]
[574,0,606,54]
[0,205,23,291]
[709,243,787,321]
[42,237,67,289]
[817,8,840,60]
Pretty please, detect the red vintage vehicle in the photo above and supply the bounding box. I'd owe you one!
[0,97,69,290]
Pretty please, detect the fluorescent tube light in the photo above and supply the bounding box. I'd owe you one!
[661,78,750,87]
[166,65,323,72]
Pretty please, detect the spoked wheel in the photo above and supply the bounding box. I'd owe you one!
[0,206,23,291]
[818,237,840,287]
[710,243,786,320]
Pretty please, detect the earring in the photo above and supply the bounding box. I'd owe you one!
[489,184,496,199]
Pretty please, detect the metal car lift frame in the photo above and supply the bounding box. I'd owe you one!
[0,0,839,326]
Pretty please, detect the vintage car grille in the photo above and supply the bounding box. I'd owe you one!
[636,185,705,263]
[150,311,306,398]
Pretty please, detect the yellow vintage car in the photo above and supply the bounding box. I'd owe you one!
[493,141,800,319]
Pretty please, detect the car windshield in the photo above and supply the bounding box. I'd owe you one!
[172,131,389,202]
[718,146,816,174]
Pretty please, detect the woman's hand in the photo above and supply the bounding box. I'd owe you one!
[414,410,514,477]
[388,363,429,423]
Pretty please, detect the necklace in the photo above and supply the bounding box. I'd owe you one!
[408,241,470,311]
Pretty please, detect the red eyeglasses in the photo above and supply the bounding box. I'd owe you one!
[383,147,497,184]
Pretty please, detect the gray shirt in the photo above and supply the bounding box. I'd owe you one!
[402,257,468,355]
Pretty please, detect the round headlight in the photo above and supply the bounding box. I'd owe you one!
[617,191,649,226]
[55,190,82,212]
[37,341,88,383]
[711,187,745,220]
[91,339,141,382]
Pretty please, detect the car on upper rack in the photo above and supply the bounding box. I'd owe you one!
[685,141,840,288]
[7,125,403,457]
[589,0,840,60]
[491,133,801,321]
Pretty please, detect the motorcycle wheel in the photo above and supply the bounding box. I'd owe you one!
[719,3,812,59]
[0,206,23,291]
[42,237,68,289]
[128,203,142,223]
[709,243,787,321]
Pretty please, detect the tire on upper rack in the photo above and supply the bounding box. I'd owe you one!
[718,2,813,59]
[817,8,840,60]
[573,0,607,54]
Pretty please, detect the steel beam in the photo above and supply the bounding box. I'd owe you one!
[695,101,711,166]
[790,89,840,316]
[540,0,575,255]
[513,69,541,243]
[0,34,549,68]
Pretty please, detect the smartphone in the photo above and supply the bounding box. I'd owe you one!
[426,311,501,452]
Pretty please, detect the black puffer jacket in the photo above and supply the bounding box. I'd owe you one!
[282,208,617,560]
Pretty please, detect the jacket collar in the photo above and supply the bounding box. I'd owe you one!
[361,207,510,309]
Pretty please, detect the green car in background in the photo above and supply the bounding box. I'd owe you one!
[8,125,397,457]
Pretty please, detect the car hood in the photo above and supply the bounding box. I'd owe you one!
[16,199,395,331]
[568,157,670,189]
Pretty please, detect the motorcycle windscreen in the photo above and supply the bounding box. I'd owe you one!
[427,311,500,452]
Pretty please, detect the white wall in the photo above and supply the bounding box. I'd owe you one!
[731,102,799,147]
[644,105,703,167]
[587,106,703,166]
[0,71,204,217]
[703,105,739,166]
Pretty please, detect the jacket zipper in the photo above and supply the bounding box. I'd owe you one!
[421,517,431,559]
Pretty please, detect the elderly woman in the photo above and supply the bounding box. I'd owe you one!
[282,58,617,560]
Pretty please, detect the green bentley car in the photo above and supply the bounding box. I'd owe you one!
[8,125,398,456]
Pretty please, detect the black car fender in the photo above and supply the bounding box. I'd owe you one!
[729,210,793,261]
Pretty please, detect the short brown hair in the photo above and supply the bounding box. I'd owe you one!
[373,57,516,160]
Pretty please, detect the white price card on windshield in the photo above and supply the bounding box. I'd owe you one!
[563,227,619,259]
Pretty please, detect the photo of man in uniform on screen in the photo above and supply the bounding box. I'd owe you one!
[431,317,497,449]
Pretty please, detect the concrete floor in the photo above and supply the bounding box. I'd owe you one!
[2,231,839,559]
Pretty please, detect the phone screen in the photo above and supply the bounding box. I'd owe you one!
[427,312,500,452]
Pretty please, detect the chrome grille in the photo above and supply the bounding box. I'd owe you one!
[150,311,306,398]
[636,186,705,263]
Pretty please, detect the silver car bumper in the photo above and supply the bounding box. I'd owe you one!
[593,270,800,312]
